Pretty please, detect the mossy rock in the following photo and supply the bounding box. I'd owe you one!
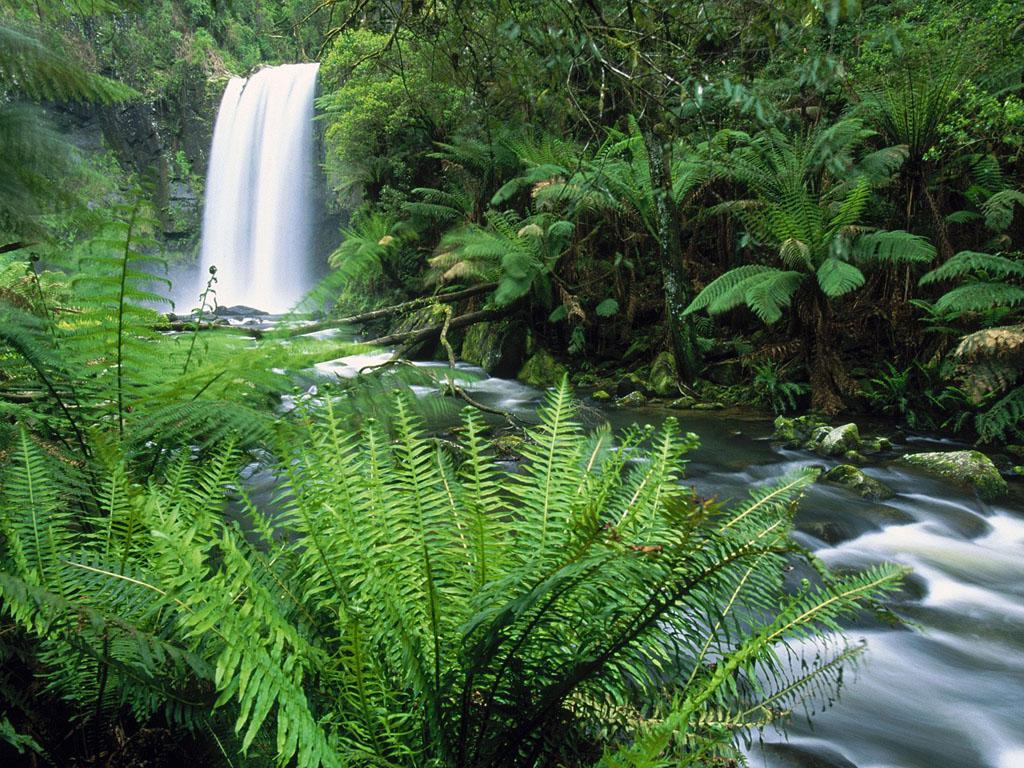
[646,351,678,396]
[705,359,743,386]
[822,464,895,501]
[517,349,568,388]
[615,391,647,408]
[772,414,829,448]
[817,423,861,457]
[591,390,612,401]
[616,372,647,397]
[693,402,725,411]
[862,436,893,453]
[461,320,528,378]
[900,450,1008,501]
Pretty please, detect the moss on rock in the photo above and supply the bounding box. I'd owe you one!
[900,450,1008,501]
[669,395,697,409]
[461,320,528,378]
[517,349,568,388]
[818,423,861,457]
[615,391,647,407]
[647,351,678,396]
[772,414,829,448]
[491,434,525,459]
[822,464,895,501]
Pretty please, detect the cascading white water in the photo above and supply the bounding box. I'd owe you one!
[197,63,320,313]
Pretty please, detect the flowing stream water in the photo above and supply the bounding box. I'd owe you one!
[307,354,1024,768]
[195,64,320,312]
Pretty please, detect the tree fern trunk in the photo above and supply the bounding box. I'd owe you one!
[641,126,701,383]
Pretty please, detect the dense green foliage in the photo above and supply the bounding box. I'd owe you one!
[311,0,1023,434]
[3,0,1022,765]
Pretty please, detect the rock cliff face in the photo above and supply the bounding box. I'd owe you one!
[55,66,218,249]
[98,74,215,243]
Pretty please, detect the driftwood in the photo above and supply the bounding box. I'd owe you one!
[286,283,497,337]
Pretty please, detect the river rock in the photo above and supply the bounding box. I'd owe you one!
[900,450,1008,501]
[817,423,861,457]
[822,464,895,501]
[214,304,269,317]
[615,391,646,407]
[760,741,860,768]
[772,414,829,448]
[862,436,893,453]
[693,401,725,410]
[704,358,743,385]
[591,389,612,401]
[460,319,527,378]
[517,349,568,388]
[616,372,647,397]
[646,351,678,396]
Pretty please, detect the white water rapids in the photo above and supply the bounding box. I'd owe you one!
[196,63,320,313]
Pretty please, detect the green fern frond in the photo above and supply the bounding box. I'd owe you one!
[981,189,1024,232]
[854,230,936,264]
[977,386,1024,442]
[0,24,139,104]
[684,265,775,316]
[817,258,866,298]
[934,283,1024,314]
[689,267,804,324]
[920,251,1024,285]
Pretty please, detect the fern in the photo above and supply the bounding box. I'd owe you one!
[981,189,1024,232]
[934,283,1024,314]
[854,230,936,264]
[816,257,865,297]
[0,379,902,766]
[923,248,1024,440]
[428,210,572,308]
[0,23,138,105]
[694,119,935,411]
[920,251,1024,284]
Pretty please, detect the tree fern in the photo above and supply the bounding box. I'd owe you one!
[693,119,930,411]
[428,209,572,308]
[0,23,138,105]
[921,250,1024,441]
[816,257,865,298]
[934,283,1024,314]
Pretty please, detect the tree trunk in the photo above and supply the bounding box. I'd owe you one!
[641,127,701,383]
[806,291,855,415]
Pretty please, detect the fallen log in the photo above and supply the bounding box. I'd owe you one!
[153,321,263,338]
[362,306,510,347]
[286,283,497,336]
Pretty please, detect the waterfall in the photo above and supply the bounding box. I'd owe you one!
[196,63,320,313]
